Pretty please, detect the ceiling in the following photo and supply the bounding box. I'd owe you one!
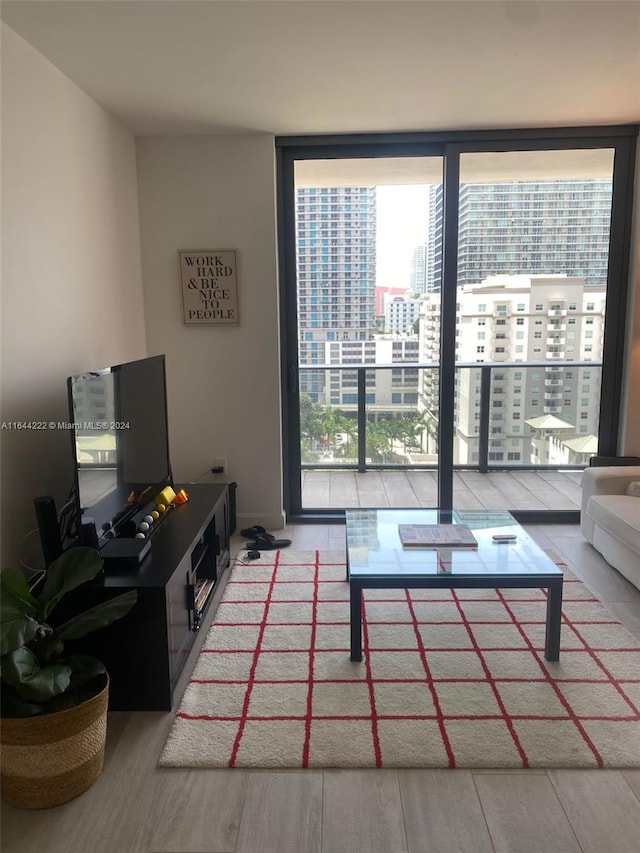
[2,0,639,137]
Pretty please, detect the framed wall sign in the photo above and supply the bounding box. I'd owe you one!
[179,250,239,325]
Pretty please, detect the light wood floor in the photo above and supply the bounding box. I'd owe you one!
[3,524,640,853]
[302,469,584,511]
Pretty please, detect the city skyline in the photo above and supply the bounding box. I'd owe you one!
[363,175,614,298]
[293,175,610,468]
[294,174,613,350]
[300,273,604,469]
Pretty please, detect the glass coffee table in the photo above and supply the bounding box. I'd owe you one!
[346,509,564,662]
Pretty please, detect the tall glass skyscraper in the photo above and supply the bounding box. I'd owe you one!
[409,244,427,294]
[426,179,613,292]
[295,186,377,370]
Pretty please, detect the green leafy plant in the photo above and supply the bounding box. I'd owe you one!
[0,547,137,717]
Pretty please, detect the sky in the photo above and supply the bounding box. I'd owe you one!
[376,185,430,290]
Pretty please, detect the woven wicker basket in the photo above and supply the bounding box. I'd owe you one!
[1,675,109,809]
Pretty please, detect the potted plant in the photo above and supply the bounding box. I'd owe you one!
[0,546,137,808]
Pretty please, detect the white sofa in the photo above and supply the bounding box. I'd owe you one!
[581,466,640,591]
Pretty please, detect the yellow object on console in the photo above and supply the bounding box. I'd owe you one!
[155,485,177,507]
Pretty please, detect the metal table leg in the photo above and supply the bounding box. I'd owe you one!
[545,578,563,661]
[350,583,363,662]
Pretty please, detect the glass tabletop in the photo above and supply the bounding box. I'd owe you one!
[345,509,563,579]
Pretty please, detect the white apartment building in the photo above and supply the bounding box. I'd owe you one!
[318,335,420,414]
[418,275,605,466]
[384,295,422,334]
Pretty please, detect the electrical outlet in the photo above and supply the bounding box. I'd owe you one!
[214,457,226,474]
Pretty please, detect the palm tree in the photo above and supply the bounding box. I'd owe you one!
[299,395,357,460]
[301,397,439,465]
[333,412,358,460]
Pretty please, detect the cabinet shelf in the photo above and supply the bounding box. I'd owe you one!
[57,483,233,711]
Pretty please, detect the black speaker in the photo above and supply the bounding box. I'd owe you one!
[228,481,237,535]
[34,495,63,566]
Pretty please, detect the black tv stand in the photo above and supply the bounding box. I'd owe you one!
[60,483,233,711]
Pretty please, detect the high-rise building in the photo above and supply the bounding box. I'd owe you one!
[409,244,427,294]
[426,179,612,292]
[295,186,377,373]
[426,186,443,293]
[418,275,605,465]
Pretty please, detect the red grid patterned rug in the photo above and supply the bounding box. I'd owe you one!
[159,550,640,769]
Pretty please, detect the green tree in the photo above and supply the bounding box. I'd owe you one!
[299,395,356,460]
[300,396,439,464]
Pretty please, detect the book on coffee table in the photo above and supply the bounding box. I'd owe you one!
[398,523,478,549]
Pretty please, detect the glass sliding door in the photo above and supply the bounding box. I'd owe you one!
[277,128,637,520]
[452,148,615,511]
[291,155,443,511]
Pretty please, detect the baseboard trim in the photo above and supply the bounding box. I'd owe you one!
[237,511,287,531]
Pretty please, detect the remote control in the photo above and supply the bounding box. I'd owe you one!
[492,534,517,541]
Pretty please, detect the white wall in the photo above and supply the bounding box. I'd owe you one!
[135,136,284,530]
[0,26,147,567]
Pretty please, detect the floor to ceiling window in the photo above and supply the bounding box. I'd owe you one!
[451,149,614,509]
[276,128,637,521]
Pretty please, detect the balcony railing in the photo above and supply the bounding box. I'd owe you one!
[299,359,602,474]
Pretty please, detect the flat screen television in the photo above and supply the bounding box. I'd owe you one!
[67,354,173,548]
